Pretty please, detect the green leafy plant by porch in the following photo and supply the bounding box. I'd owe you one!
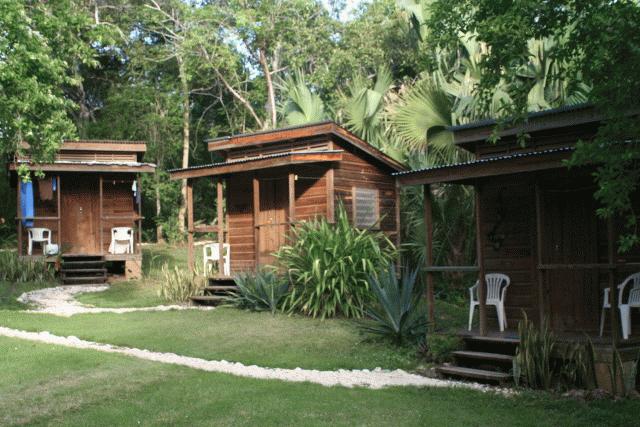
[158,264,205,303]
[275,205,396,319]
[0,251,56,284]
[227,268,288,314]
[514,312,555,389]
[360,264,427,345]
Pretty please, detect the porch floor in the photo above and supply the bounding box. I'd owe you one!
[460,328,640,347]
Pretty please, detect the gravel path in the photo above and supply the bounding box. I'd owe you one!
[0,326,500,391]
[17,285,213,317]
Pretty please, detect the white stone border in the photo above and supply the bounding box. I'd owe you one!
[0,326,507,391]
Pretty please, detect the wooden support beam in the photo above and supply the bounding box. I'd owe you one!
[17,179,22,256]
[608,217,619,346]
[99,176,104,255]
[423,184,435,329]
[288,172,295,222]
[395,179,402,249]
[217,179,224,274]
[326,168,335,222]
[534,182,545,326]
[137,175,143,254]
[475,184,488,336]
[186,179,194,271]
[57,175,61,250]
[253,176,260,268]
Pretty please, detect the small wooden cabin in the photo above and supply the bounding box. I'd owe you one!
[170,121,405,274]
[396,104,640,389]
[9,140,155,281]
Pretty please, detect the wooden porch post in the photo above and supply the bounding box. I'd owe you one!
[608,217,619,346]
[136,175,142,253]
[475,183,488,336]
[534,182,545,325]
[326,168,335,223]
[17,179,22,256]
[253,176,260,268]
[395,179,402,249]
[423,184,435,328]
[217,178,224,275]
[57,175,61,252]
[186,179,194,271]
[288,172,296,223]
[99,176,104,255]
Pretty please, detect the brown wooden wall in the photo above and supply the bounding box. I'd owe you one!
[479,177,537,328]
[99,176,138,254]
[56,151,138,162]
[332,140,398,238]
[225,138,330,160]
[227,173,256,271]
[473,122,599,159]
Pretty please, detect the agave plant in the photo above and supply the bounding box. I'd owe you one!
[227,267,288,314]
[361,264,426,345]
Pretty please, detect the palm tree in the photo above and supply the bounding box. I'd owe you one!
[278,70,328,126]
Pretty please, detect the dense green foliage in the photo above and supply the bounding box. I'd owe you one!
[276,206,396,319]
[427,0,640,251]
[228,268,289,314]
[361,265,427,345]
[514,313,555,389]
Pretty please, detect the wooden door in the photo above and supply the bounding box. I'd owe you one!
[62,176,99,254]
[257,176,288,265]
[542,187,600,332]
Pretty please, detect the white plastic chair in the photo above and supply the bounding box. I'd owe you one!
[468,273,511,332]
[109,227,134,254]
[600,272,640,340]
[203,243,231,276]
[27,227,51,255]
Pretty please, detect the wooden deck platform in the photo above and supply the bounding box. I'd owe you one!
[460,328,640,347]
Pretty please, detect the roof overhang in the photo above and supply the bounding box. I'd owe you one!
[394,147,575,186]
[21,140,147,153]
[169,150,343,180]
[10,160,156,174]
[206,121,406,172]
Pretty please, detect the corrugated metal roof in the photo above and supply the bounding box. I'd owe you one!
[447,103,592,132]
[206,121,335,143]
[17,159,156,168]
[392,146,574,177]
[168,150,343,173]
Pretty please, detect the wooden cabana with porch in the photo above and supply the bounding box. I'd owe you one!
[9,140,155,283]
[169,122,404,300]
[395,104,640,388]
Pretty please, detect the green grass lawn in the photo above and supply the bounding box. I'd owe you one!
[75,279,165,308]
[2,335,638,427]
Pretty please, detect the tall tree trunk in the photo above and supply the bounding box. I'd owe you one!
[176,56,190,234]
[155,171,164,244]
[259,49,277,129]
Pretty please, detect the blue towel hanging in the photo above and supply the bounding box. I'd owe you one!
[52,177,57,192]
[20,181,34,227]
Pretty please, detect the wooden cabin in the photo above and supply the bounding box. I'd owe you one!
[170,121,405,277]
[396,104,640,389]
[9,140,155,282]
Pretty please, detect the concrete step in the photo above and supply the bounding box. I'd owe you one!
[437,366,511,382]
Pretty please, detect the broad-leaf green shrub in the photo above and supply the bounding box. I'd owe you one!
[0,250,56,283]
[360,265,427,345]
[227,268,288,314]
[158,264,205,303]
[275,206,396,319]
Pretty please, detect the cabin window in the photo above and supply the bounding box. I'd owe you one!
[353,187,379,228]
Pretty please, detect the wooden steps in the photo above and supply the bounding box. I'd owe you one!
[60,255,107,285]
[437,366,511,382]
[436,334,519,385]
[190,277,238,305]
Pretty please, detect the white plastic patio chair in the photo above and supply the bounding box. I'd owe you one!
[468,273,511,332]
[109,227,134,254]
[27,227,51,255]
[203,243,231,276]
[600,272,640,340]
